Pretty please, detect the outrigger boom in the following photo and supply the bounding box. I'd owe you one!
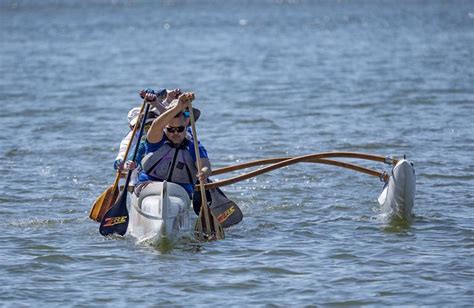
[199,152,398,190]
[196,152,416,222]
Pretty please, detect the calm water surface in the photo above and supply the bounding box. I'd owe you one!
[1,0,473,306]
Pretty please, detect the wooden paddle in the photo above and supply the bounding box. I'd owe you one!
[99,103,151,236]
[188,100,225,241]
[192,181,243,228]
[89,99,148,222]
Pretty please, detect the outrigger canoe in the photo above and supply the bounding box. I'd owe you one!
[123,154,416,244]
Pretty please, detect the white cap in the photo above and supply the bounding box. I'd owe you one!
[127,107,141,126]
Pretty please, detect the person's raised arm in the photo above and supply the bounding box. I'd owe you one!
[146,92,195,143]
[139,89,168,113]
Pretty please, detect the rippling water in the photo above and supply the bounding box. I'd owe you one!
[1,0,473,306]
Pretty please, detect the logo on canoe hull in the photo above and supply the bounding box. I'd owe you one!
[103,216,127,227]
[217,206,235,223]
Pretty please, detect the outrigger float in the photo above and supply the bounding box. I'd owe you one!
[91,100,416,244]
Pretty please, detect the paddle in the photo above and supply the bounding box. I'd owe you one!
[208,187,243,228]
[192,180,243,228]
[89,99,148,222]
[188,100,225,241]
[99,103,151,236]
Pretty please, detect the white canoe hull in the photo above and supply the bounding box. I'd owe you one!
[127,181,191,244]
[378,159,416,221]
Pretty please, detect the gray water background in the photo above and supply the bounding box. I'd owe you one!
[1,0,473,306]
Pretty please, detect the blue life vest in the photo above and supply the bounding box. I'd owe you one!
[139,136,210,196]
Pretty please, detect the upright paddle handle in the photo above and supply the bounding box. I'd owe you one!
[123,103,151,189]
[112,99,150,188]
[188,103,207,210]
[188,102,211,235]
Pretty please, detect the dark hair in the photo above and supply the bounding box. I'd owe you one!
[147,111,158,120]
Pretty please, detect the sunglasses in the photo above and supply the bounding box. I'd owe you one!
[165,126,186,133]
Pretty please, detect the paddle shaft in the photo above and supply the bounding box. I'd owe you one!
[188,102,224,240]
[115,98,152,185]
[123,103,150,190]
[188,102,212,234]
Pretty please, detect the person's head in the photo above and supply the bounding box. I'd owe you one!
[164,112,187,145]
[127,107,141,129]
[129,108,157,131]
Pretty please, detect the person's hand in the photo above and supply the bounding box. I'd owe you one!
[114,159,124,171]
[177,92,195,110]
[139,88,156,99]
[144,92,157,102]
[196,166,208,183]
[167,88,182,101]
[124,161,137,171]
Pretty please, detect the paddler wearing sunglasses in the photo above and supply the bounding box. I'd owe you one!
[134,92,210,198]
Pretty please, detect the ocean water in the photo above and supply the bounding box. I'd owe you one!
[1,0,473,306]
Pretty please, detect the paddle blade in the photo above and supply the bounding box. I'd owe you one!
[89,185,119,222]
[211,199,243,228]
[193,182,244,228]
[99,191,129,236]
